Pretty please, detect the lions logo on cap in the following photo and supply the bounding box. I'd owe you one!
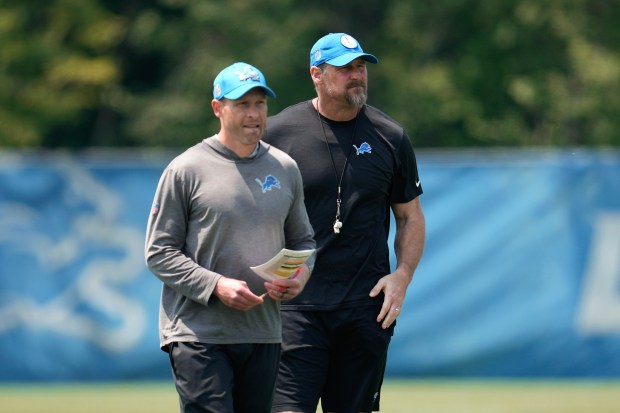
[235,66,261,82]
[340,35,358,49]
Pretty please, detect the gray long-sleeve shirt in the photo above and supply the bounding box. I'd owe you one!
[145,136,315,349]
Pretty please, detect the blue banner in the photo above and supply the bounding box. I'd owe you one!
[387,149,620,378]
[0,152,172,381]
[1,149,619,381]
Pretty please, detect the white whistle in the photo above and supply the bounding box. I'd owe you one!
[333,220,343,234]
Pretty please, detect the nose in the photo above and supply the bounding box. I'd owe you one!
[351,65,365,80]
[247,103,260,118]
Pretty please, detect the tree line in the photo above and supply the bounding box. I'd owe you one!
[1,0,618,149]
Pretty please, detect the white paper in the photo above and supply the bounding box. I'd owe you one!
[250,248,315,281]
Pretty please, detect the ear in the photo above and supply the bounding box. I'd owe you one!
[310,66,323,84]
[211,99,222,118]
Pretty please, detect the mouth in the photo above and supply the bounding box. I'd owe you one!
[347,82,366,90]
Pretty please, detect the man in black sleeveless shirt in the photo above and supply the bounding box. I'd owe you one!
[263,33,426,413]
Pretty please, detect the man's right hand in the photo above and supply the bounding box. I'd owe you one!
[213,277,264,311]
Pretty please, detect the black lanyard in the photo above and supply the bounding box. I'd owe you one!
[315,102,358,234]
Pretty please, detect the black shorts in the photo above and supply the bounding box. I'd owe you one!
[168,341,281,413]
[272,306,394,413]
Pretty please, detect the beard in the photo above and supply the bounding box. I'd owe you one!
[345,84,368,107]
[324,78,367,108]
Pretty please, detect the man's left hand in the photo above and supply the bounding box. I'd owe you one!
[369,269,410,329]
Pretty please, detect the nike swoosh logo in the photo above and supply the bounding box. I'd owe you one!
[415,180,421,188]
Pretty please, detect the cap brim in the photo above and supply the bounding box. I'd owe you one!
[222,84,276,100]
[325,52,379,67]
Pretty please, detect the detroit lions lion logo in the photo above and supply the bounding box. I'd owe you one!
[255,175,281,193]
[235,66,261,82]
[353,142,372,155]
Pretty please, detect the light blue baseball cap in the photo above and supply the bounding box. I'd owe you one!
[213,62,276,100]
[310,33,379,68]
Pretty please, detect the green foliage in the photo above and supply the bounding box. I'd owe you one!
[0,0,124,147]
[0,0,619,148]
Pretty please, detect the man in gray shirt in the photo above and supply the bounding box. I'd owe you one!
[145,62,315,413]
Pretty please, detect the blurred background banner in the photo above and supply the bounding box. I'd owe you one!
[0,148,619,382]
[389,148,620,378]
[0,150,172,382]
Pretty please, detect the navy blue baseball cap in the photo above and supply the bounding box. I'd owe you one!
[310,33,378,68]
[213,62,276,100]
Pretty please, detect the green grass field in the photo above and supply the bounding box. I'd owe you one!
[1,380,618,413]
